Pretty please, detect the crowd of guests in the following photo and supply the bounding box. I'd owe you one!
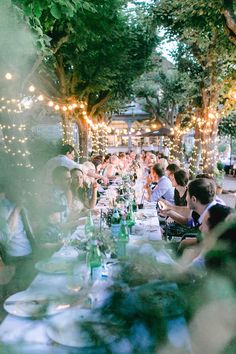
[0,144,236,348]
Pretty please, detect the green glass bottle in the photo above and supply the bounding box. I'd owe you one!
[132,197,137,212]
[88,239,102,281]
[111,207,121,238]
[84,210,94,236]
[116,217,129,259]
[126,205,135,234]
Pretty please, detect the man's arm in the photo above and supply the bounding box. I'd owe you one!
[163,209,189,226]
[159,198,190,218]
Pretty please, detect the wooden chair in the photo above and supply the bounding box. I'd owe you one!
[20,207,37,253]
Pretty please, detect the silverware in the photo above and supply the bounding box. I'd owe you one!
[5,299,49,306]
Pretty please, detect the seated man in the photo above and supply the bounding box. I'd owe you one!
[144,164,174,204]
[43,144,108,188]
[160,178,222,227]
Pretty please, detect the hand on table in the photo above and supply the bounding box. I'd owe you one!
[159,198,174,210]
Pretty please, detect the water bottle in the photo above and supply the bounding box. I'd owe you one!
[84,210,94,236]
[88,239,102,282]
[116,217,129,260]
[111,207,121,238]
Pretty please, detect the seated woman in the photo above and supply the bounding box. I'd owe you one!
[0,183,35,293]
[96,154,111,175]
[103,155,120,180]
[0,187,32,263]
[172,169,189,206]
[36,203,66,258]
[71,168,98,210]
[118,153,128,174]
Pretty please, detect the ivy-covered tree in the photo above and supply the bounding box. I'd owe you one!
[12,0,158,157]
[155,0,236,174]
[219,111,236,138]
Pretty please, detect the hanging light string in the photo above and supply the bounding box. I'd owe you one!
[0,123,33,169]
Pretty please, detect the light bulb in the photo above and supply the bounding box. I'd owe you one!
[5,73,12,80]
[29,85,35,92]
[38,95,44,101]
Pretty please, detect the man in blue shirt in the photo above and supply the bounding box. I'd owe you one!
[144,164,174,204]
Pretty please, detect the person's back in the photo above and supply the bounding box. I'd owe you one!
[43,144,83,187]
[0,197,32,258]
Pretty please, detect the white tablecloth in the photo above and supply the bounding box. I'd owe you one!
[0,188,191,353]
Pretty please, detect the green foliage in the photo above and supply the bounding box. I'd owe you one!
[133,52,198,126]
[155,0,236,86]
[219,111,236,138]
[12,0,158,117]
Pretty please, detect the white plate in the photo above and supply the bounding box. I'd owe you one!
[54,246,79,259]
[35,258,75,274]
[4,291,71,318]
[46,307,118,347]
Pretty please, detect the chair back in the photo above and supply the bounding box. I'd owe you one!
[20,208,37,251]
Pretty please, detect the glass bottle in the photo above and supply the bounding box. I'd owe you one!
[84,210,94,236]
[132,196,137,212]
[88,239,102,281]
[126,204,135,233]
[111,207,121,238]
[116,217,129,260]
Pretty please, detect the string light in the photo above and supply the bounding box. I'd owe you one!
[38,95,44,101]
[0,123,33,169]
[5,73,12,80]
[28,85,35,92]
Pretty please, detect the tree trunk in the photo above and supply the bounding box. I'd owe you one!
[171,113,184,163]
[189,123,202,178]
[75,113,89,162]
[201,89,220,175]
[201,108,220,175]
[61,114,72,145]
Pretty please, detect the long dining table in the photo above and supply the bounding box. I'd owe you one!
[0,182,192,354]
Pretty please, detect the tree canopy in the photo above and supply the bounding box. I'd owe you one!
[13,0,158,116]
[153,0,236,173]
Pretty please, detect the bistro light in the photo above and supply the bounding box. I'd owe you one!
[48,101,54,107]
[5,73,12,80]
[38,95,44,101]
[28,85,35,92]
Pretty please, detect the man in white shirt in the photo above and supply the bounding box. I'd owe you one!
[43,144,108,186]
